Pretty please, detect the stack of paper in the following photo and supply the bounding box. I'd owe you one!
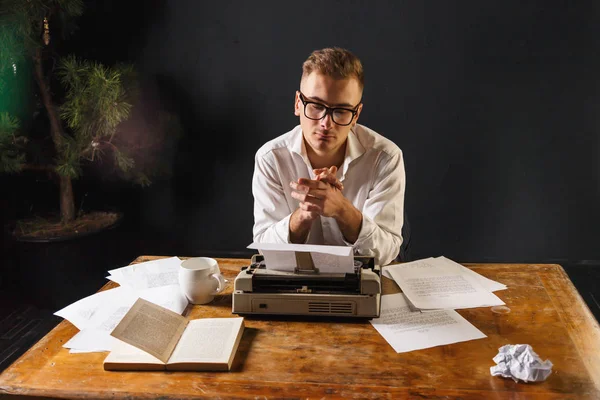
[371,256,507,353]
[54,257,189,353]
[383,256,506,311]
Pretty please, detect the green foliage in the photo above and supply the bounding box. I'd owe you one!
[0,0,84,57]
[0,0,180,190]
[0,0,180,226]
[54,134,81,178]
[56,55,138,179]
[114,148,134,172]
[0,0,86,177]
[0,111,25,173]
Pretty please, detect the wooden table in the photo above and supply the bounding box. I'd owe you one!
[1,257,599,399]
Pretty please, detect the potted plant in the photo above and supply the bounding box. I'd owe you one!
[0,0,180,308]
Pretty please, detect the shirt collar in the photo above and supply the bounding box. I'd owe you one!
[290,125,311,168]
[291,125,366,179]
[341,127,366,178]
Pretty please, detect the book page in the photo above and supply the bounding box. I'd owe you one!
[169,318,244,364]
[103,339,165,370]
[110,298,188,363]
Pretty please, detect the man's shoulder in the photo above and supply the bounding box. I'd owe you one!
[354,124,402,157]
[255,125,301,158]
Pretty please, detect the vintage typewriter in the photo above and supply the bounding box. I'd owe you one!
[232,254,381,318]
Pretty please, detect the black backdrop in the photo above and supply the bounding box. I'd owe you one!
[4,0,600,265]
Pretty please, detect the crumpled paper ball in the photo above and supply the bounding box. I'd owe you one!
[490,344,553,382]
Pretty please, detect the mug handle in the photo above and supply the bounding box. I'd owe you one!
[210,273,226,294]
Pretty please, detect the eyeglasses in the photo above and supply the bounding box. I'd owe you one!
[298,91,360,126]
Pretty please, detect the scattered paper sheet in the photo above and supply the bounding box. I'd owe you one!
[382,256,507,293]
[370,293,486,353]
[63,284,188,353]
[436,256,507,292]
[247,242,354,273]
[381,257,434,279]
[386,258,505,310]
[64,294,137,352]
[54,257,195,354]
[54,286,129,331]
[107,256,182,291]
[490,344,553,382]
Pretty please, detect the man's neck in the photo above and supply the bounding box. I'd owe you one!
[306,143,346,170]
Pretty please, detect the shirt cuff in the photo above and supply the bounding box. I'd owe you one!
[342,214,375,248]
[276,214,292,243]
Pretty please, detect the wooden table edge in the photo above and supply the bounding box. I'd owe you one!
[1,258,599,399]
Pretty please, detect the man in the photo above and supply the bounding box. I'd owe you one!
[252,47,405,266]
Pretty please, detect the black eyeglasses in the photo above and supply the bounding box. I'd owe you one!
[298,92,360,126]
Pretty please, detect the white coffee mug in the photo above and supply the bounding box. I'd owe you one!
[179,257,226,304]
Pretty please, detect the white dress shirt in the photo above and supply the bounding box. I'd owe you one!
[252,124,405,266]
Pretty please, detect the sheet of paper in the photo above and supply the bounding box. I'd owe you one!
[247,242,354,273]
[63,285,188,353]
[54,286,129,330]
[436,256,507,292]
[247,242,353,255]
[65,328,121,353]
[107,256,182,291]
[370,293,486,353]
[64,289,139,352]
[383,257,507,293]
[382,257,435,280]
[386,258,505,310]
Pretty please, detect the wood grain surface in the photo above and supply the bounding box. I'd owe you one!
[0,256,599,399]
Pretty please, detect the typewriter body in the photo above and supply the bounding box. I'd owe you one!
[232,254,381,318]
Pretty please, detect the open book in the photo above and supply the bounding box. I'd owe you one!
[103,298,245,371]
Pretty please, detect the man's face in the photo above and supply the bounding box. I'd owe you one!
[294,72,363,163]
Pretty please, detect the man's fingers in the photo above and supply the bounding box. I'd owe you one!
[312,166,343,191]
[299,201,320,212]
[291,190,320,202]
[290,181,310,193]
[291,190,325,212]
[313,166,337,175]
[327,179,343,191]
[290,190,305,202]
[315,174,343,190]
[291,177,343,193]
[295,178,325,189]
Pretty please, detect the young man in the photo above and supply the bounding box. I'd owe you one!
[252,47,405,266]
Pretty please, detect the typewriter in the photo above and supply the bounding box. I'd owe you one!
[232,254,381,318]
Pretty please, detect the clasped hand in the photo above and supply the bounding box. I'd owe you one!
[289,166,345,221]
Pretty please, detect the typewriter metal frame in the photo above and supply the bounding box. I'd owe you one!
[232,254,381,318]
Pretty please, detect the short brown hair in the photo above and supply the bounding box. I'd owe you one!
[301,47,364,90]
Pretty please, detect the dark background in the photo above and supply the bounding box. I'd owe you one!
[3,0,600,266]
[2,1,600,371]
